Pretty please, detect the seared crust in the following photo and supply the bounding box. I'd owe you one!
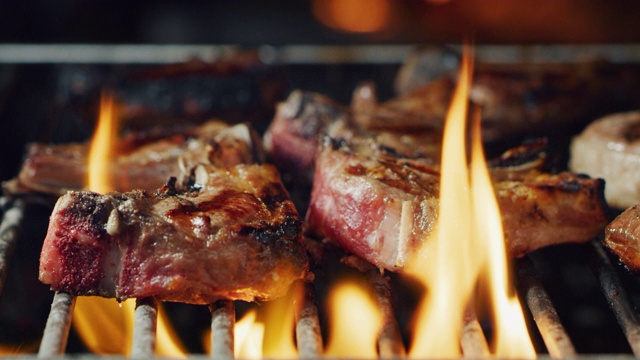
[5,121,263,197]
[306,140,609,271]
[605,205,640,271]
[39,164,309,304]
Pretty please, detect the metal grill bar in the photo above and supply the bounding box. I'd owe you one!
[461,307,490,357]
[38,292,76,357]
[131,297,158,358]
[589,240,640,355]
[210,300,235,360]
[365,270,406,357]
[517,256,577,358]
[295,282,323,359]
[0,198,24,295]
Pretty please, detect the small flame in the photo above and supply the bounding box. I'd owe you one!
[406,45,535,358]
[235,310,264,359]
[261,282,301,358]
[325,278,382,359]
[76,92,186,357]
[203,283,302,358]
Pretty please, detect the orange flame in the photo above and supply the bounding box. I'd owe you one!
[470,108,535,357]
[75,92,186,357]
[235,309,264,359]
[406,45,535,358]
[325,278,382,358]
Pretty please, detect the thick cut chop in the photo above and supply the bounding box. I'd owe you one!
[4,121,263,197]
[306,140,609,271]
[39,164,309,304]
[264,89,443,181]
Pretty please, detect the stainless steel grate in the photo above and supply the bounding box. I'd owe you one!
[1,198,640,358]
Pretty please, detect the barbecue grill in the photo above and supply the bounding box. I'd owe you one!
[4,1,640,357]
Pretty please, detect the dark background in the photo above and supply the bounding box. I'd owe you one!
[2,0,640,45]
[1,0,640,355]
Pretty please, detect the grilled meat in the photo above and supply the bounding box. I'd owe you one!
[604,205,640,270]
[263,90,347,182]
[39,164,310,304]
[264,84,444,181]
[4,121,264,197]
[397,48,640,142]
[570,111,640,209]
[306,139,609,271]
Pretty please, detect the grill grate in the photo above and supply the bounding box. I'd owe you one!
[1,195,640,358]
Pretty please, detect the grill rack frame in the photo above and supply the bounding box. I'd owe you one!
[0,195,630,358]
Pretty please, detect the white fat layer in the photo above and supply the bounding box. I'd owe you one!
[101,241,121,296]
[194,165,209,187]
[106,208,120,236]
[220,124,252,147]
[396,201,414,268]
[367,199,403,270]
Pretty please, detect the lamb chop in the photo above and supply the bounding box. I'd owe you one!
[264,83,445,182]
[39,163,310,304]
[306,138,609,271]
[3,120,264,198]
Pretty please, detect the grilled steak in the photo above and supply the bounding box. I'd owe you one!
[397,48,640,142]
[4,121,264,197]
[264,85,444,181]
[604,205,640,270]
[39,164,310,304]
[306,139,609,271]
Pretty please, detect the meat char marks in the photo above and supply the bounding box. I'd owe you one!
[264,82,445,182]
[4,120,264,197]
[39,164,309,304]
[306,138,610,271]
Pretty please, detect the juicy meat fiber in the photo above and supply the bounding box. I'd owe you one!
[306,140,610,271]
[39,164,309,304]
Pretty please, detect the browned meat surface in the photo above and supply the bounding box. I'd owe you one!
[4,121,264,197]
[604,205,640,270]
[306,139,609,271]
[263,91,347,181]
[39,164,310,304]
[264,84,444,181]
[397,50,640,142]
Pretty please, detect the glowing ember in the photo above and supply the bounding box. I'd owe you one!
[325,278,382,359]
[76,92,186,357]
[312,0,391,33]
[406,45,535,358]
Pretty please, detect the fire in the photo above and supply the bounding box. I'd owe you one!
[406,45,535,358]
[325,278,382,359]
[235,310,264,359]
[76,92,186,357]
[202,282,301,358]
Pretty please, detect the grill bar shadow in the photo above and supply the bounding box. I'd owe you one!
[589,240,640,355]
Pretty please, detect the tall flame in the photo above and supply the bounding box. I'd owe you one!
[76,92,185,357]
[406,45,535,358]
[470,108,536,357]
